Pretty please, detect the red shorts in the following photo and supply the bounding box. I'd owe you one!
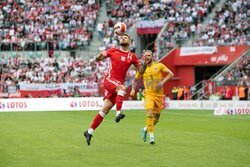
[103,78,121,104]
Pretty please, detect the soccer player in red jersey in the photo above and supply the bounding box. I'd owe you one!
[84,34,146,145]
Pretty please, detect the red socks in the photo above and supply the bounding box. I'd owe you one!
[116,90,125,111]
[116,94,124,111]
[90,111,105,130]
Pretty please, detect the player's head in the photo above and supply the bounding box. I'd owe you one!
[143,50,153,65]
[119,33,131,47]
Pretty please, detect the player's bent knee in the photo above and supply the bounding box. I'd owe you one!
[117,85,126,96]
[117,85,126,91]
[117,90,126,96]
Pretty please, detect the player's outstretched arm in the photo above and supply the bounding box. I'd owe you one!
[135,63,147,74]
[95,51,108,62]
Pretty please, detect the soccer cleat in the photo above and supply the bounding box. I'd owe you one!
[115,113,125,123]
[141,128,147,142]
[150,136,155,145]
[84,131,92,146]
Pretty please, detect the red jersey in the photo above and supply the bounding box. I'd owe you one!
[106,48,140,83]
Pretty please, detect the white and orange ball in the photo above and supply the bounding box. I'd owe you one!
[114,22,127,35]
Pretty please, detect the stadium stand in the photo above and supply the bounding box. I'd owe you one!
[214,53,249,86]
[99,0,220,55]
[0,52,109,97]
[0,0,100,51]
[0,53,109,83]
[192,0,249,46]
[99,0,169,51]
[160,0,217,47]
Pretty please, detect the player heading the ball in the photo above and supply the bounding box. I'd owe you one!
[84,33,147,146]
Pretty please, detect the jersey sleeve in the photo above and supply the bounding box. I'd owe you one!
[106,48,116,57]
[160,63,169,73]
[132,53,140,66]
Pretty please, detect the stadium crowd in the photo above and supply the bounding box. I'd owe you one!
[0,0,100,50]
[101,0,219,55]
[98,0,168,51]
[215,54,249,86]
[192,0,249,46]
[159,0,217,51]
[0,53,109,90]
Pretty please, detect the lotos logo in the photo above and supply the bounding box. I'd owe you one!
[226,109,234,115]
[70,101,78,108]
[70,100,99,108]
[225,108,250,115]
[0,101,27,109]
[0,102,6,109]
[234,108,250,115]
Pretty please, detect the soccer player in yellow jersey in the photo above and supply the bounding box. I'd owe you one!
[130,50,174,144]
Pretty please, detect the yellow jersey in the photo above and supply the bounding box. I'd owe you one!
[135,62,169,97]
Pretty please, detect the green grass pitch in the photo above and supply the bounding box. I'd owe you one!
[0,109,250,167]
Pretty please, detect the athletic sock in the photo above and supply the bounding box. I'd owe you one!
[149,133,154,138]
[146,115,154,134]
[116,90,125,114]
[88,128,94,135]
[116,110,121,116]
[153,119,159,126]
[116,94,124,111]
[90,111,106,132]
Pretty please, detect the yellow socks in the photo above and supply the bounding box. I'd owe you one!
[146,115,154,134]
[153,119,158,126]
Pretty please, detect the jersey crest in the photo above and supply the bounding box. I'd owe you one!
[121,56,126,61]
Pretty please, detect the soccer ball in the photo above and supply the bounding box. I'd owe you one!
[114,22,127,35]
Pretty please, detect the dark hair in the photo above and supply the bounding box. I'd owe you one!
[121,33,131,40]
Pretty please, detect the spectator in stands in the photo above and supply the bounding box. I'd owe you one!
[73,86,81,97]
[209,92,221,100]
[96,23,104,39]
[183,86,190,100]
[220,86,226,100]
[238,84,247,100]
[225,86,233,100]
[171,86,178,100]
[177,86,184,100]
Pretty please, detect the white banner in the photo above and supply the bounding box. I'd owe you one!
[166,100,250,110]
[0,99,249,112]
[0,98,145,112]
[19,83,98,93]
[137,19,165,28]
[180,47,217,56]
[0,98,103,112]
